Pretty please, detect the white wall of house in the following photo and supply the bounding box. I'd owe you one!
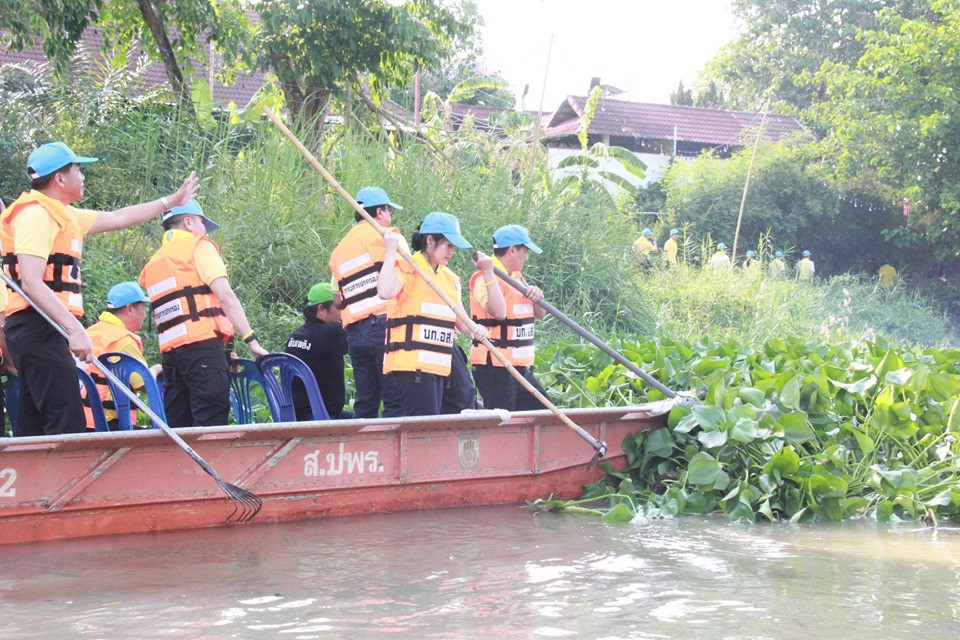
[547,147,680,189]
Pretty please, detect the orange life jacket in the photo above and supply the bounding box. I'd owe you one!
[469,270,536,367]
[383,252,459,377]
[0,190,85,317]
[329,223,399,327]
[83,316,143,428]
[139,233,233,352]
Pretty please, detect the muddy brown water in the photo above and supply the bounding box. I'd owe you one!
[1,505,958,639]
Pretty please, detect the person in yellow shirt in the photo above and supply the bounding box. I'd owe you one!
[83,282,161,430]
[662,228,679,267]
[769,251,787,278]
[742,250,760,275]
[0,141,198,437]
[377,212,489,416]
[878,264,898,289]
[632,228,657,266]
[797,249,816,280]
[139,199,268,428]
[708,243,731,269]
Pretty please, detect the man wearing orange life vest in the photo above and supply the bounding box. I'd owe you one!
[328,186,405,418]
[139,199,268,428]
[377,212,490,416]
[469,225,549,410]
[0,141,198,437]
[83,281,160,430]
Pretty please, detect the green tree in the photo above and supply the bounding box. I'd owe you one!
[255,0,473,121]
[0,0,252,108]
[670,80,693,106]
[702,0,928,113]
[811,0,960,272]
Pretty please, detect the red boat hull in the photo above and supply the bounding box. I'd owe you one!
[0,406,666,545]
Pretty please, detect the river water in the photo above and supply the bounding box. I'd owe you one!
[1,505,958,639]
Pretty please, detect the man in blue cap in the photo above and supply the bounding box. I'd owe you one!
[328,186,405,418]
[632,228,658,266]
[0,141,198,436]
[285,282,351,420]
[139,199,267,427]
[662,228,680,267]
[468,224,549,411]
[769,250,787,278]
[742,249,760,275]
[797,249,816,280]
[708,242,731,270]
[83,282,160,430]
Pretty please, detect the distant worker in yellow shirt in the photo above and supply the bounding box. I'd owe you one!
[632,228,657,266]
[878,264,898,289]
[769,251,787,278]
[742,250,760,275]
[797,249,816,280]
[708,243,731,270]
[662,228,679,267]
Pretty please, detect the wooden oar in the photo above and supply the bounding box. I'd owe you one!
[486,263,677,399]
[262,106,607,466]
[0,273,262,523]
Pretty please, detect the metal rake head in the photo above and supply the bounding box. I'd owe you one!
[586,441,608,470]
[219,480,263,524]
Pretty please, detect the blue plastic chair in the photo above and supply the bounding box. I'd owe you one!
[98,352,166,430]
[229,358,268,425]
[76,366,110,433]
[256,353,330,422]
[1,373,20,434]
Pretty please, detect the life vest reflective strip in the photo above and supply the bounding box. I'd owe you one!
[82,319,142,428]
[329,223,399,327]
[383,255,459,376]
[139,234,233,352]
[0,191,85,316]
[469,270,536,367]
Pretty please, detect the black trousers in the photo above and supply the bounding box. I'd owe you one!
[161,339,231,428]
[472,363,548,411]
[384,370,445,417]
[4,309,85,436]
[439,344,478,414]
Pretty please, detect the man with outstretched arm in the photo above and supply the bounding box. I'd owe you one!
[139,199,268,428]
[469,225,549,411]
[0,141,198,436]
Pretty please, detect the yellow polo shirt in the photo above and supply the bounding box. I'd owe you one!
[471,256,511,307]
[663,237,678,264]
[633,236,655,259]
[10,202,98,258]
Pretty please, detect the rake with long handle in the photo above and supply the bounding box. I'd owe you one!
[0,273,262,523]
[262,106,607,467]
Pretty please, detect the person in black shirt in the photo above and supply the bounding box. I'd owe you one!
[285,283,351,420]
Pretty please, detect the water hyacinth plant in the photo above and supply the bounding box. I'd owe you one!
[536,336,960,524]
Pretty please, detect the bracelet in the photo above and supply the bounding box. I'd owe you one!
[242,330,257,343]
[160,196,171,211]
[484,278,497,287]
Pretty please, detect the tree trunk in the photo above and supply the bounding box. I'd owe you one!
[136,0,190,111]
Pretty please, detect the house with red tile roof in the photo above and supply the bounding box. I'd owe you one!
[542,94,809,185]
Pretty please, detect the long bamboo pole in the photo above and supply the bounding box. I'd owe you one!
[731,111,767,259]
[262,107,607,465]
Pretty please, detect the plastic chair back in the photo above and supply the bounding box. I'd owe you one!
[256,353,330,422]
[229,358,268,424]
[76,367,110,433]
[98,352,166,430]
[1,373,20,434]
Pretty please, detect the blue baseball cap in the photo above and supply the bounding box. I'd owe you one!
[670,228,679,235]
[802,250,811,257]
[717,243,727,250]
[492,224,542,254]
[106,281,150,309]
[355,186,403,211]
[746,250,755,257]
[775,250,784,258]
[161,198,220,233]
[642,228,653,237]
[421,212,472,249]
[27,142,98,179]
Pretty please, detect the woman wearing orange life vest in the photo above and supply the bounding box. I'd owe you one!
[377,212,490,416]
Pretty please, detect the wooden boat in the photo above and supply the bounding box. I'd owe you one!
[0,402,674,545]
